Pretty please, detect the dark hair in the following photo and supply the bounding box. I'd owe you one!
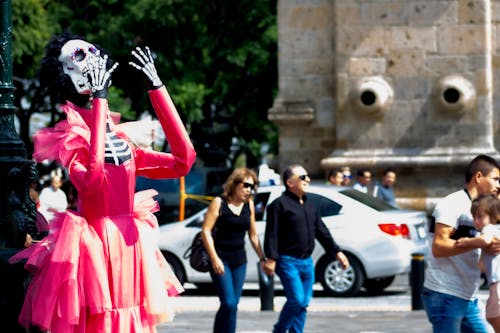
[40,32,113,107]
[222,167,258,202]
[283,164,302,189]
[356,169,371,177]
[328,168,342,179]
[471,194,500,224]
[465,155,500,183]
[383,168,396,176]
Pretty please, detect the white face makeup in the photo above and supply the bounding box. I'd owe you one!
[58,39,101,94]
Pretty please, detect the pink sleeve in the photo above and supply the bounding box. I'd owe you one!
[68,98,107,194]
[135,86,196,179]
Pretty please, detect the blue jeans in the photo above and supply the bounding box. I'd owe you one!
[422,287,489,333]
[274,255,314,333]
[209,262,247,333]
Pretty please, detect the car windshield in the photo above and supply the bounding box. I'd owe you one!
[339,189,397,211]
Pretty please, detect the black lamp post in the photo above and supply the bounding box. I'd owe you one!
[0,0,38,331]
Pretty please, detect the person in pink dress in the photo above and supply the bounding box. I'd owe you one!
[10,33,196,333]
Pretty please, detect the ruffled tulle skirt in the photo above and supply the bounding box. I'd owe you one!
[10,190,182,333]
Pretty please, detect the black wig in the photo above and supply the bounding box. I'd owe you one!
[40,32,113,108]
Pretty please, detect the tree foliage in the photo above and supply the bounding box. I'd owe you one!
[12,0,278,166]
[12,0,52,78]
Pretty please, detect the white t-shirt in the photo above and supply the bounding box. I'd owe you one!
[38,186,68,223]
[424,189,481,300]
[352,183,368,193]
[481,224,500,285]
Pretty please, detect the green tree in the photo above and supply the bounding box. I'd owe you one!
[14,0,278,166]
[12,0,53,148]
[12,0,53,78]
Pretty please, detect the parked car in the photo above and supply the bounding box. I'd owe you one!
[157,184,429,296]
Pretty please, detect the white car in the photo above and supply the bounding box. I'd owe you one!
[157,184,429,297]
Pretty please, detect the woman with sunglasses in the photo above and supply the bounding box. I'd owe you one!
[201,167,265,333]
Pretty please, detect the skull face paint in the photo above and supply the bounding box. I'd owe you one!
[58,39,101,94]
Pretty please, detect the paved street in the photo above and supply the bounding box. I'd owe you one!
[158,309,430,333]
[156,276,492,333]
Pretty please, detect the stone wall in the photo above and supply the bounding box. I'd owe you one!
[269,0,500,209]
[269,0,336,176]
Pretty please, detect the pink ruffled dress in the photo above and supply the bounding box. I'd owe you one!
[11,87,196,333]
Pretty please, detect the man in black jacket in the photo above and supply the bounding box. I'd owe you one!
[263,164,349,333]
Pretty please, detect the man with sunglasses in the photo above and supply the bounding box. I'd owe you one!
[263,164,349,333]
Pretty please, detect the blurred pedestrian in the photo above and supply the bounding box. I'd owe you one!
[263,164,349,333]
[455,194,500,332]
[201,167,266,333]
[38,173,68,223]
[423,154,500,333]
[29,180,41,209]
[352,169,372,194]
[373,168,398,207]
[341,166,352,186]
[326,168,343,186]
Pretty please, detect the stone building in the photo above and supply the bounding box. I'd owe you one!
[268,0,500,210]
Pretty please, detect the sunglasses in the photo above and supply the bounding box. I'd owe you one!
[298,174,309,181]
[243,182,255,190]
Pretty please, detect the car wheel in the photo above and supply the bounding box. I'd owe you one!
[317,254,364,297]
[363,276,395,293]
[162,252,186,285]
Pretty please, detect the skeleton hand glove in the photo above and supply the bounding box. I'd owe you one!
[84,54,118,99]
[129,46,163,90]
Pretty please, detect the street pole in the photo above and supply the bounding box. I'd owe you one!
[411,253,425,310]
[0,0,38,331]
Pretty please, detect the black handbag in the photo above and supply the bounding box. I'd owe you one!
[184,199,221,272]
[183,231,211,272]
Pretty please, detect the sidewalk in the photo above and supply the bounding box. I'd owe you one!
[156,281,492,333]
[157,294,433,333]
[158,309,431,333]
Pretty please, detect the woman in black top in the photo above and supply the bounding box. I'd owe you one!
[201,167,265,333]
